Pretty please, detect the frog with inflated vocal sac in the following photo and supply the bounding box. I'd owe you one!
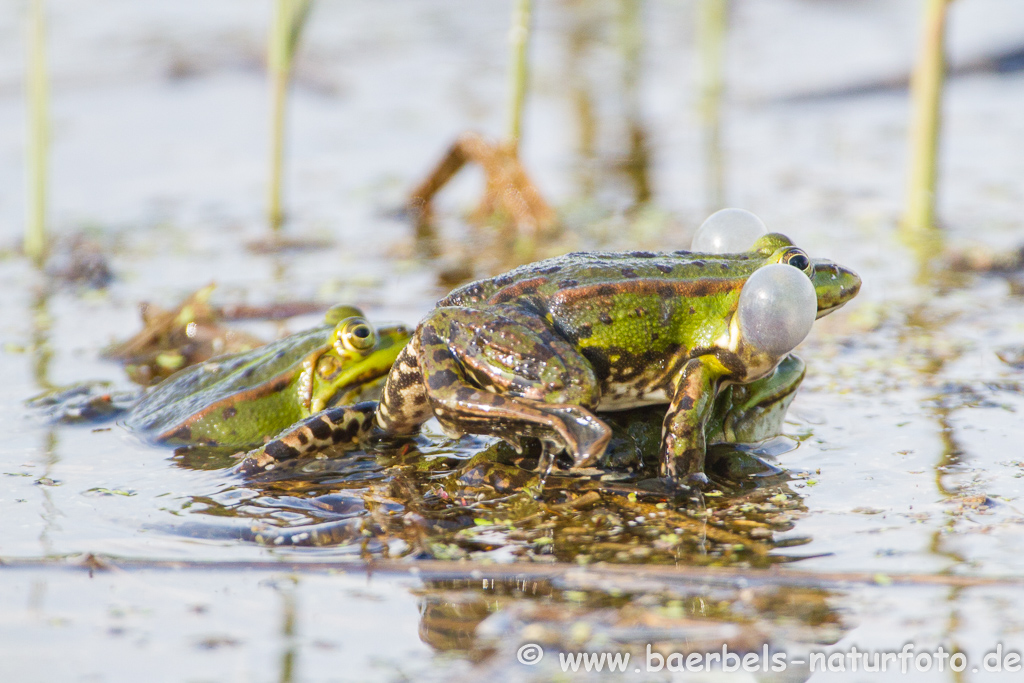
[243,209,860,488]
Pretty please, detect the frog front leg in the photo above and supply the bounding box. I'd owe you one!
[661,357,719,487]
[382,305,611,467]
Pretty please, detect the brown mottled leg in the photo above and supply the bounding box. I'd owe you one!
[374,336,434,436]
[409,305,610,467]
[661,357,717,487]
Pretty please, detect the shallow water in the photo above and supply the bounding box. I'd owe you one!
[3,0,1024,680]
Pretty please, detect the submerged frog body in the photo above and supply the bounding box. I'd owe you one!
[126,306,410,450]
[245,218,859,485]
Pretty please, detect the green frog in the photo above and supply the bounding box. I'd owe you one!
[126,306,410,449]
[243,221,859,486]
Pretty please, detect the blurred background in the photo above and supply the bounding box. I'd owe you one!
[3,1,1024,681]
[2,0,1023,307]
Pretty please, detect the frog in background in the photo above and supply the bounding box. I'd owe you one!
[125,305,410,450]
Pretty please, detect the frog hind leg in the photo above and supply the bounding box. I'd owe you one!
[394,305,611,468]
[374,335,435,436]
[237,401,378,475]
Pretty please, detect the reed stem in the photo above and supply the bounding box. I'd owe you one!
[697,0,727,214]
[618,0,651,206]
[25,0,49,267]
[267,0,313,233]
[903,0,951,236]
[505,0,533,152]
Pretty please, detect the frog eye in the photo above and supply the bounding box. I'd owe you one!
[782,249,811,273]
[737,264,817,358]
[691,208,768,254]
[335,318,377,353]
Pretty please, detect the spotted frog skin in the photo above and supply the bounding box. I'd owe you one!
[372,233,859,485]
[245,234,859,485]
[126,306,410,450]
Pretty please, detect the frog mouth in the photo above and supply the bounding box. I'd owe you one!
[325,375,390,406]
[816,299,852,318]
[811,260,862,318]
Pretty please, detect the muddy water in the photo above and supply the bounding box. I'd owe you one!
[3,1,1024,680]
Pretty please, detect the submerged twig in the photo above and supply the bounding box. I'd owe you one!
[7,555,1024,590]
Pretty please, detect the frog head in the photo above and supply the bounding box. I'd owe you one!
[746,232,862,318]
[692,215,860,384]
[693,210,861,321]
[301,307,412,414]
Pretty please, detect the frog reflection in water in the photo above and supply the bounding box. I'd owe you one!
[126,305,410,451]
[244,210,860,487]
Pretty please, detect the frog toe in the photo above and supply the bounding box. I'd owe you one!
[544,406,611,468]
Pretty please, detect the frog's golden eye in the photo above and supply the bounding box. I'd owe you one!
[335,318,377,353]
[782,249,811,273]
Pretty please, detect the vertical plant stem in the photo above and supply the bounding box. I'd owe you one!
[565,0,596,199]
[903,0,952,236]
[618,0,650,206]
[267,0,313,234]
[267,0,290,233]
[696,0,727,213]
[506,0,533,153]
[26,0,49,266]
[618,0,643,97]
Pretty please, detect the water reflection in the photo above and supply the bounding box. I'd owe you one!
[896,251,1015,681]
[31,284,61,557]
[30,286,54,391]
[906,229,947,286]
[167,414,813,568]
[276,576,299,683]
[413,575,843,679]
